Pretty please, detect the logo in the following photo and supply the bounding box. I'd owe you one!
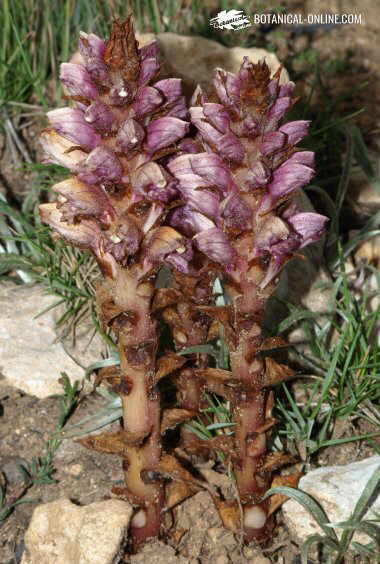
[210,9,251,31]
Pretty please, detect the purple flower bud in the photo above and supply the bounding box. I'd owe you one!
[261,131,286,156]
[190,107,244,163]
[169,153,234,194]
[47,108,101,151]
[84,101,116,132]
[213,68,240,111]
[133,86,163,117]
[60,63,98,100]
[279,121,310,146]
[40,130,86,170]
[265,151,314,206]
[78,30,108,83]
[287,212,328,248]
[139,41,160,61]
[265,97,293,130]
[79,32,106,60]
[170,206,215,237]
[145,117,189,153]
[255,216,291,254]
[194,228,235,266]
[154,78,182,103]
[202,103,230,132]
[116,118,145,153]
[139,57,160,86]
[52,177,116,226]
[78,147,123,185]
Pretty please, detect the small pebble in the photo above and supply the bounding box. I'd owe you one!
[67,463,83,477]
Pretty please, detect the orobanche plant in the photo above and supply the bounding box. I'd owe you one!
[40,17,327,548]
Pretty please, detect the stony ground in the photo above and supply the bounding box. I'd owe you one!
[1,2,380,562]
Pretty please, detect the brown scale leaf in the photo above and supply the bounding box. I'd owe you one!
[214,500,240,533]
[186,435,234,456]
[264,357,295,387]
[261,452,297,473]
[111,486,145,506]
[157,454,198,486]
[104,17,140,81]
[156,352,187,381]
[160,408,197,434]
[165,481,198,510]
[268,472,302,516]
[78,430,126,455]
[152,288,181,310]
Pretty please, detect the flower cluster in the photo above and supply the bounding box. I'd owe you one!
[40,19,190,279]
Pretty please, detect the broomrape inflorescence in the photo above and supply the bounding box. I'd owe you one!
[40,17,328,549]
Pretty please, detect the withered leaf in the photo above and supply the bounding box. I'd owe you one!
[160,408,197,434]
[165,480,198,510]
[152,288,181,310]
[263,357,295,387]
[156,352,187,380]
[268,472,302,516]
[261,452,297,473]
[214,500,240,533]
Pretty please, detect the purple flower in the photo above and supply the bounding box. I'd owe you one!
[169,206,215,237]
[287,212,328,248]
[145,117,189,153]
[116,118,145,153]
[84,101,116,132]
[47,108,101,151]
[133,86,163,117]
[78,147,123,185]
[40,130,86,170]
[52,177,116,226]
[60,63,98,100]
[279,120,310,146]
[132,162,178,203]
[194,228,235,267]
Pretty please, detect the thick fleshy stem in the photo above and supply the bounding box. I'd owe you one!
[39,18,191,548]
[168,60,328,541]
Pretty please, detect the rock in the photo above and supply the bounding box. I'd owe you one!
[0,284,104,398]
[347,161,380,219]
[130,540,188,564]
[136,32,289,97]
[283,456,380,546]
[21,497,132,564]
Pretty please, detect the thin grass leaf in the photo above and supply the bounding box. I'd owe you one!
[262,486,339,542]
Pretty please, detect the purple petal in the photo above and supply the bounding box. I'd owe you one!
[78,147,123,185]
[145,117,189,153]
[116,118,145,153]
[52,177,116,226]
[84,101,116,132]
[182,188,221,220]
[40,130,86,170]
[194,227,235,266]
[104,219,141,261]
[47,108,101,151]
[255,216,290,254]
[166,96,187,119]
[133,86,163,116]
[279,82,295,97]
[60,63,98,100]
[287,212,328,247]
[279,120,310,146]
